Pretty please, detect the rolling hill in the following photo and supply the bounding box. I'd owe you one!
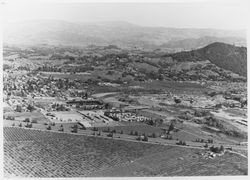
[167,42,247,77]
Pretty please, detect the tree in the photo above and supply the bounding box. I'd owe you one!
[142,135,148,142]
[24,118,30,122]
[59,125,64,132]
[219,145,224,152]
[152,132,156,138]
[208,139,213,143]
[158,74,164,81]
[92,127,98,131]
[25,123,32,128]
[47,126,51,130]
[136,136,141,141]
[177,140,186,145]
[71,128,78,133]
[146,119,155,126]
[16,105,22,112]
[111,129,116,134]
[31,119,37,123]
[107,133,113,138]
[71,124,78,133]
[210,146,221,153]
[105,103,111,109]
[167,122,175,134]
[158,68,164,74]
[27,104,35,112]
[174,97,181,104]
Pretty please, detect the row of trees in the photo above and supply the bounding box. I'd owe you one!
[176,140,187,146]
[195,138,214,143]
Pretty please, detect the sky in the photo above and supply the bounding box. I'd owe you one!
[2,0,249,30]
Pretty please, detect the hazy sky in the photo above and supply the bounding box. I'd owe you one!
[3,1,249,30]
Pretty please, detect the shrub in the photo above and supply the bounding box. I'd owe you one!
[92,127,99,131]
[176,140,187,146]
[24,118,30,122]
[111,129,116,134]
[107,133,113,138]
[207,139,214,143]
[136,136,141,141]
[31,119,38,123]
[174,98,181,104]
[25,123,32,128]
[142,135,148,142]
[167,123,175,134]
[210,145,224,153]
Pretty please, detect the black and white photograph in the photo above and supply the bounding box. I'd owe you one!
[1,0,249,178]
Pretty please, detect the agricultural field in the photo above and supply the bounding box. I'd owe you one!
[4,111,50,124]
[129,80,208,95]
[92,149,248,177]
[4,127,247,177]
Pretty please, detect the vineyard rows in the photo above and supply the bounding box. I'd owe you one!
[4,127,247,177]
[4,127,170,177]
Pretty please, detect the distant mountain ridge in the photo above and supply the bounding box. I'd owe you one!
[166,42,247,77]
[4,20,246,51]
[159,36,246,50]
